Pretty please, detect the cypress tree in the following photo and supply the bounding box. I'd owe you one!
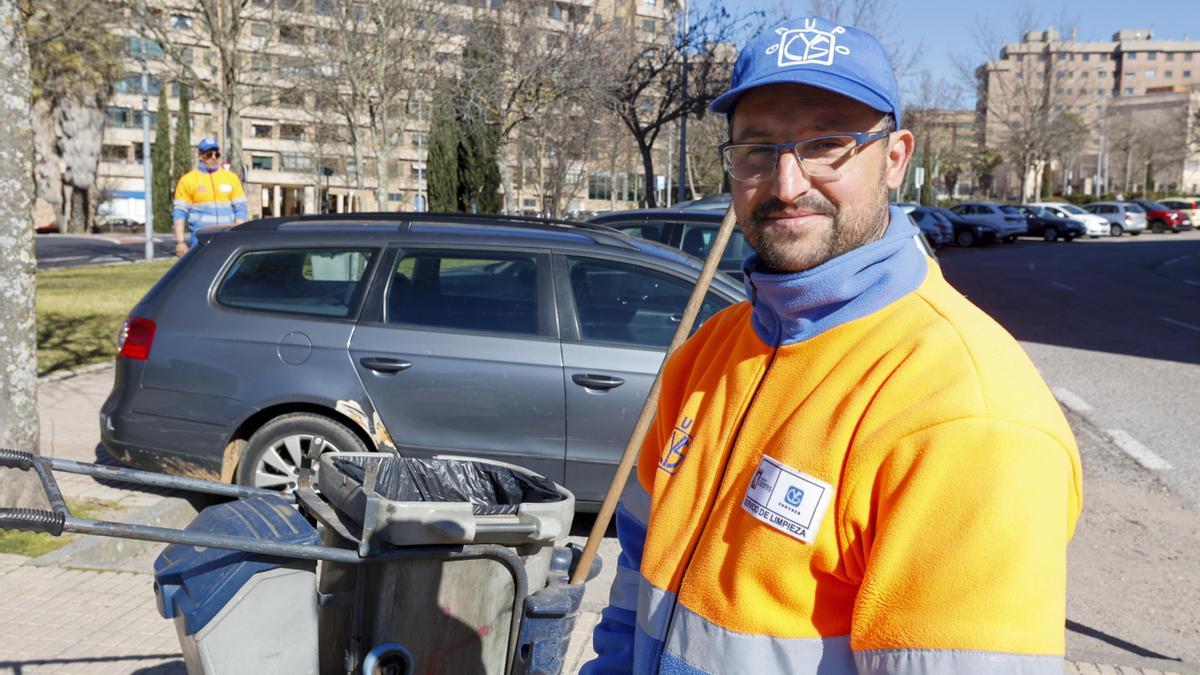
[151,87,173,232]
[426,92,460,212]
[920,149,934,206]
[172,84,193,192]
[1041,157,1053,200]
[1144,160,1154,197]
[457,114,502,214]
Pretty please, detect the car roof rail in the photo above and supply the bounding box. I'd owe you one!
[231,211,636,248]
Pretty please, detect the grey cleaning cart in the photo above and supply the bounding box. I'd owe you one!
[0,446,598,675]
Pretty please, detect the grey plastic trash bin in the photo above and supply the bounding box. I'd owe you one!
[154,495,320,675]
[317,453,575,675]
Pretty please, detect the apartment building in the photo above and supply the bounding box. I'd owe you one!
[976,28,1200,196]
[95,0,684,223]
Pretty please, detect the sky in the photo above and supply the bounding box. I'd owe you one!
[720,0,1200,108]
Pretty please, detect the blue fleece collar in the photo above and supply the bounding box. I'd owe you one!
[741,205,928,347]
[198,162,218,174]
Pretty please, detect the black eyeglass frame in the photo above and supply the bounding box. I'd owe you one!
[718,128,892,182]
[200,150,222,159]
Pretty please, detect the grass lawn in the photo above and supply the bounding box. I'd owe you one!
[0,500,121,557]
[37,260,174,377]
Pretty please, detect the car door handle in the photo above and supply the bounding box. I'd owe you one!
[572,373,625,390]
[359,357,412,373]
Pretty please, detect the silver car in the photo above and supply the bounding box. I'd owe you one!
[1083,201,1147,236]
[100,213,744,506]
[949,201,1027,243]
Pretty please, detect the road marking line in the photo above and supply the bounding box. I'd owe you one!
[1161,316,1200,333]
[1052,281,1075,291]
[1105,429,1173,470]
[1052,388,1092,412]
[1185,280,1200,287]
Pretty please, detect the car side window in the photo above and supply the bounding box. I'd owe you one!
[950,205,967,215]
[613,221,671,244]
[566,256,729,349]
[678,224,754,267]
[217,248,374,318]
[385,250,540,336]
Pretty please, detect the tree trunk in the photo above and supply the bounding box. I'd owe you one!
[637,138,657,208]
[0,0,43,509]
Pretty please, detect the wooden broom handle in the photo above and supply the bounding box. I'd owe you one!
[570,204,739,585]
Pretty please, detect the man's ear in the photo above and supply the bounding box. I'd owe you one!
[884,129,915,190]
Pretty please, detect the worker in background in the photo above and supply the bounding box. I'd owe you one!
[173,137,247,256]
[582,16,1082,675]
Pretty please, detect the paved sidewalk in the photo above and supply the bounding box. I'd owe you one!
[2,365,1194,674]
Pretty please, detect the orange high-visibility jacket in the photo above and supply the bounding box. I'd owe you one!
[583,207,1083,675]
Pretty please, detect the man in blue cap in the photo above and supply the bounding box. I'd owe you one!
[582,17,1081,675]
[172,137,248,256]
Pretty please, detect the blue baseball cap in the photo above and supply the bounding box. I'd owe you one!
[197,137,220,153]
[709,17,902,127]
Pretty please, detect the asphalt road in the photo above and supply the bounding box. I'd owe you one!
[939,230,1200,668]
[35,232,174,269]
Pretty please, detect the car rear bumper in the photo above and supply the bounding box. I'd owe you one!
[99,403,228,480]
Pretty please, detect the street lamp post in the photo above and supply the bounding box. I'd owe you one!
[138,0,153,261]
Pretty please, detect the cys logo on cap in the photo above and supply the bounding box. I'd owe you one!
[767,18,851,68]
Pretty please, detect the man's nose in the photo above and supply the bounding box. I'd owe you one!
[768,151,813,203]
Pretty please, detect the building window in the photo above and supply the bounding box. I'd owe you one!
[1187,53,1194,61]
[251,155,273,170]
[1097,88,1105,96]
[278,90,305,108]
[251,55,272,72]
[101,144,128,163]
[1015,72,1023,80]
[1147,52,1156,61]
[1081,71,1088,78]
[1127,52,1136,60]
[1184,70,1193,77]
[313,0,335,15]
[1125,71,1135,77]
[279,124,306,141]
[250,88,272,106]
[1166,70,1173,77]
[171,14,192,29]
[1053,104,1063,111]
[1166,53,1174,61]
[1082,53,1090,61]
[114,74,162,95]
[387,193,403,202]
[588,172,611,200]
[410,165,424,179]
[279,25,306,45]
[1099,71,1107,78]
[1146,70,1155,77]
[411,131,425,147]
[1123,87,1133,94]
[548,3,561,19]
[1056,70,1065,78]
[251,124,273,138]
[280,152,312,171]
[250,22,270,38]
[642,19,656,32]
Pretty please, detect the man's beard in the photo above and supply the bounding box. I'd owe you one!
[743,184,890,274]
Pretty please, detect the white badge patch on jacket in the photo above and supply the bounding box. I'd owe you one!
[219,183,233,193]
[742,455,834,544]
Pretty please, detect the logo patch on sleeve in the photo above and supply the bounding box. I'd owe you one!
[741,455,833,544]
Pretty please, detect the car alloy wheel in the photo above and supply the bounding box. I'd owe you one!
[1043,227,1057,242]
[1111,224,1123,236]
[237,413,368,491]
[956,230,976,247]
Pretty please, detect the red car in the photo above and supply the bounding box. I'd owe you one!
[1129,200,1193,233]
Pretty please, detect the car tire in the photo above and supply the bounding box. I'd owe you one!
[1004,235,1017,244]
[1111,224,1123,236]
[1130,231,1140,236]
[1151,219,1166,233]
[1063,234,1075,242]
[1043,227,1058,242]
[236,413,368,491]
[956,230,976,247]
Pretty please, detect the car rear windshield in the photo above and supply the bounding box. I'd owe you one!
[999,206,1023,215]
[1060,204,1087,214]
[1126,204,1145,213]
[1139,201,1167,211]
[217,247,376,318]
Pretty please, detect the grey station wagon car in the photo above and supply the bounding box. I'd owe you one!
[101,213,745,506]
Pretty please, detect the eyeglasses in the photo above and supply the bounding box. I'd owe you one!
[201,150,221,159]
[719,129,891,183]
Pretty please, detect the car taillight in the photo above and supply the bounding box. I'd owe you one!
[1124,213,1133,222]
[117,317,156,360]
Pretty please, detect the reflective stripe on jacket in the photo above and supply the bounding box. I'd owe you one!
[172,166,248,243]
[583,206,1083,675]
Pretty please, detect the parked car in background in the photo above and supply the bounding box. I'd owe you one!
[895,202,920,214]
[673,192,732,212]
[1083,201,1147,236]
[907,207,954,247]
[1127,199,1192,233]
[949,201,1027,243]
[1158,197,1200,225]
[1014,205,1087,241]
[930,206,998,247]
[588,208,754,279]
[1026,202,1110,237]
[100,213,746,508]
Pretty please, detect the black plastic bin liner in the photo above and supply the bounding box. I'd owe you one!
[330,456,562,515]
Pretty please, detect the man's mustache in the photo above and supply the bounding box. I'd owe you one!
[750,196,835,224]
